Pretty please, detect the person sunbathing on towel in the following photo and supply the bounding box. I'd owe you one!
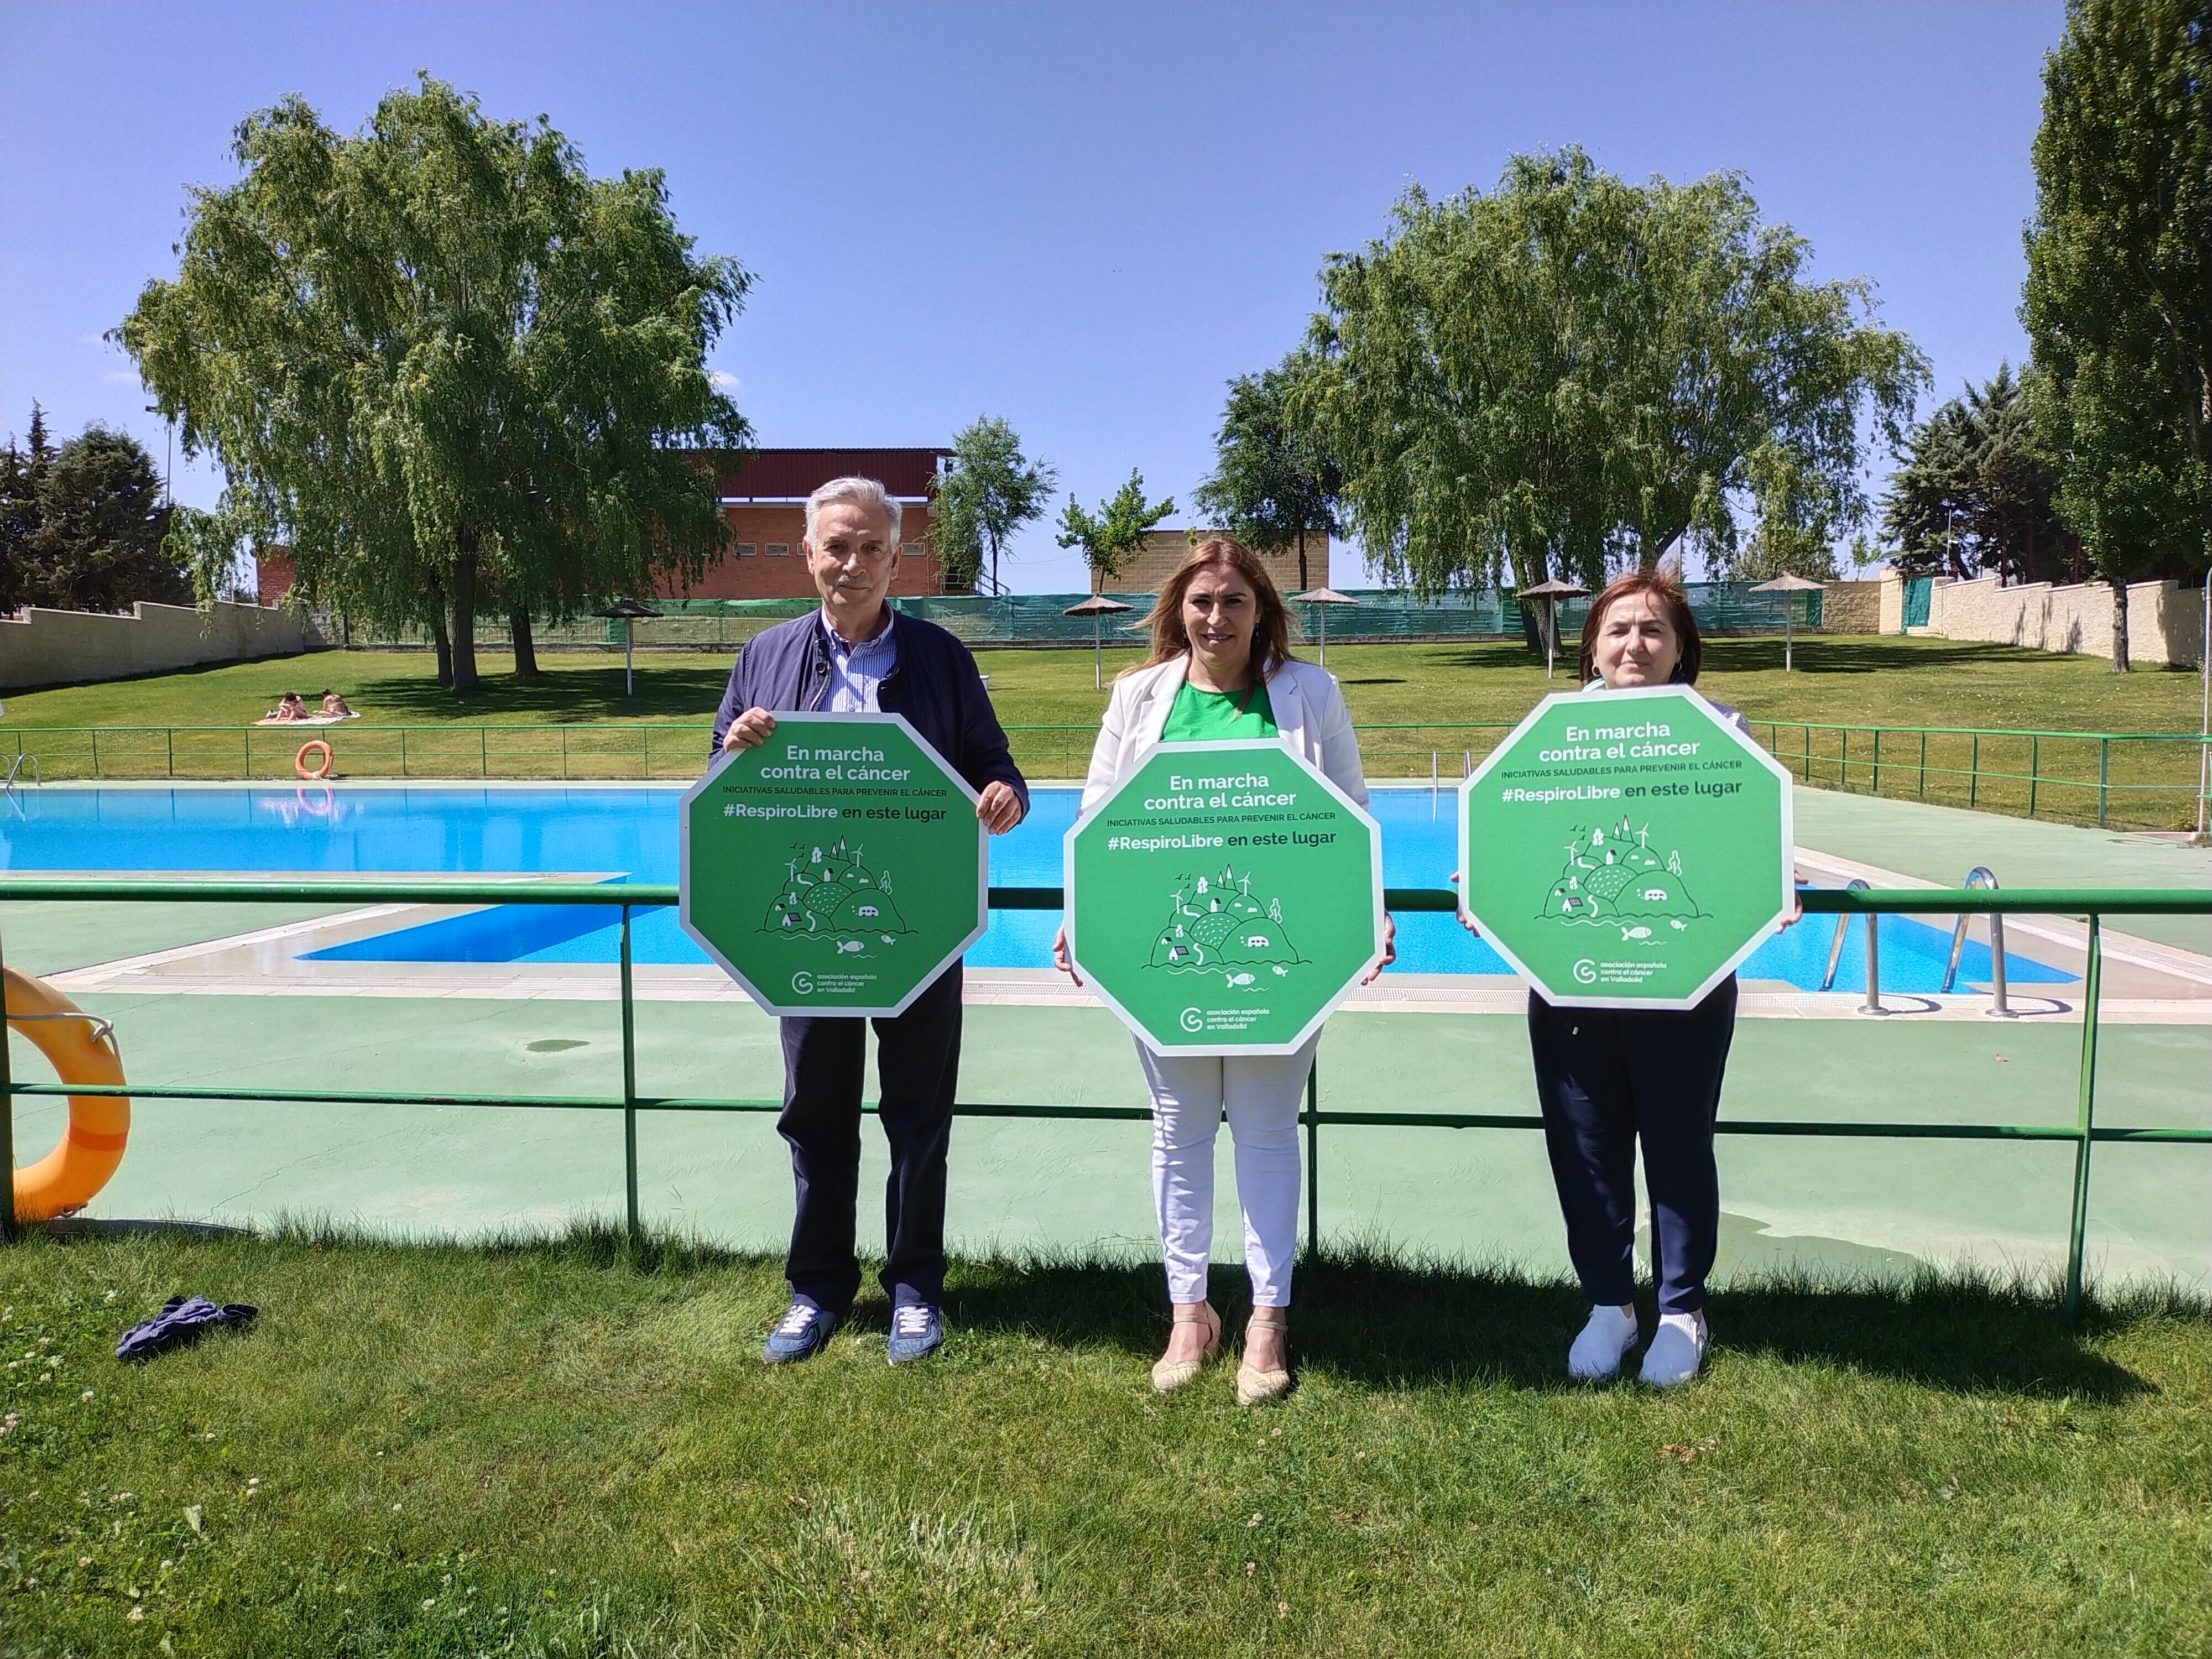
[266,692,306,722]
[317,690,354,718]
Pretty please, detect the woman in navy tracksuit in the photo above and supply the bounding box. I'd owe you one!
[1483,571,1787,1387]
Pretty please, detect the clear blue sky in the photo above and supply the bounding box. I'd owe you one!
[1,1,2062,591]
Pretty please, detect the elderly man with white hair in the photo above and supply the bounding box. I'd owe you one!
[711,476,1028,1366]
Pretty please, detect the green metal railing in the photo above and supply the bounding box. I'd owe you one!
[1754,720,2210,831]
[3,878,2205,1322]
[5,718,2205,824]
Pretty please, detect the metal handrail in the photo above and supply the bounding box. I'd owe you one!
[1942,868,2017,1018]
[1821,879,1868,992]
[2,753,36,794]
[3,875,2207,1327]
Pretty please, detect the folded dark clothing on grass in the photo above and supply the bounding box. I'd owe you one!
[116,1295,258,1363]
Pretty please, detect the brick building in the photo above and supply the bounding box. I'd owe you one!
[255,447,954,607]
[1100,529,1331,597]
[676,447,951,601]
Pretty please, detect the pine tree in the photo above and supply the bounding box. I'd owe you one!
[0,409,184,613]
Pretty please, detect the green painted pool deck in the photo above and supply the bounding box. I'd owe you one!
[5,785,2208,1292]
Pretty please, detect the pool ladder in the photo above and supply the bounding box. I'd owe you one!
[1819,879,1890,1014]
[3,752,38,800]
[1940,867,2016,1018]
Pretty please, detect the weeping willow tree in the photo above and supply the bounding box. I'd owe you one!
[1300,149,1925,597]
[116,74,751,691]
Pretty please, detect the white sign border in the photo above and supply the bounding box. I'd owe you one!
[1456,684,1797,1011]
[679,711,987,1019]
[1065,736,1386,1057]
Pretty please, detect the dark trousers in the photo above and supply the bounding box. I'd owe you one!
[778,964,963,1313]
[1526,978,1737,1316]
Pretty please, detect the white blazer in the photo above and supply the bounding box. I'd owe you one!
[1081,655,1369,811]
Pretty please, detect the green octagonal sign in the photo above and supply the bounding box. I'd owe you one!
[1067,739,1383,1055]
[681,712,987,1017]
[1458,685,1793,1008]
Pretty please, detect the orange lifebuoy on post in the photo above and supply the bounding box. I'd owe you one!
[295,739,333,780]
[6,968,130,1224]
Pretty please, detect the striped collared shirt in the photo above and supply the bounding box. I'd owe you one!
[821,608,898,712]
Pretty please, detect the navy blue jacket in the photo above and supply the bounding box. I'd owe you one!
[708,608,1029,818]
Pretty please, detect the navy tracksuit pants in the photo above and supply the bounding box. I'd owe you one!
[1526,977,1737,1316]
[778,964,962,1313]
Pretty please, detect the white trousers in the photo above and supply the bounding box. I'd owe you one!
[1136,1034,1318,1309]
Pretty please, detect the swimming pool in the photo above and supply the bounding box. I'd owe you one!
[3,785,2072,991]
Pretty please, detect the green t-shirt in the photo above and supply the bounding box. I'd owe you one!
[1160,677,1277,740]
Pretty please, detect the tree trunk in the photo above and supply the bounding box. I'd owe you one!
[1512,541,1550,654]
[2110,577,2130,674]
[425,575,453,686]
[1296,526,1308,592]
[510,607,540,677]
[450,540,480,693]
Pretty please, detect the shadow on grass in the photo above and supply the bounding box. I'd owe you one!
[351,659,734,723]
[65,1216,2178,1404]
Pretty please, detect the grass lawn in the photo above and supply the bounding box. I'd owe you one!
[3,634,2205,827]
[1,1229,2205,1657]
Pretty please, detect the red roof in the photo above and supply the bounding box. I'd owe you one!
[716,448,948,501]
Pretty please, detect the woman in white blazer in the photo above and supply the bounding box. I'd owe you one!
[1055,538,1391,1404]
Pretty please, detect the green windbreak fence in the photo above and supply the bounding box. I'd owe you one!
[326,581,1820,651]
[7,718,2204,830]
[3,876,2204,1326]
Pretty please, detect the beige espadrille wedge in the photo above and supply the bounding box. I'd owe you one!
[1150,1303,1222,1394]
[1235,1308,1291,1406]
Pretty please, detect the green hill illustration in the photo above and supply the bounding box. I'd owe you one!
[1540,817,1704,938]
[1147,865,1305,987]
[761,837,912,950]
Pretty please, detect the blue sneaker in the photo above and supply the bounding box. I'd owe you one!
[886,1303,943,1365]
[763,1302,838,1365]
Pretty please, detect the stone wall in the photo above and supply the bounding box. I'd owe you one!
[1818,580,1883,634]
[1908,573,2205,666]
[0,599,327,690]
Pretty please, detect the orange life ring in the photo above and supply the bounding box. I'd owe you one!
[6,968,129,1223]
[295,739,333,780]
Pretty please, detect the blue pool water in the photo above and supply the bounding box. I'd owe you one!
[3,785,2073,991]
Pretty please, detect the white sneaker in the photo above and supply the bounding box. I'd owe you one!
[1567,1304,1640,1381]
[1639,1310,1708,1387]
